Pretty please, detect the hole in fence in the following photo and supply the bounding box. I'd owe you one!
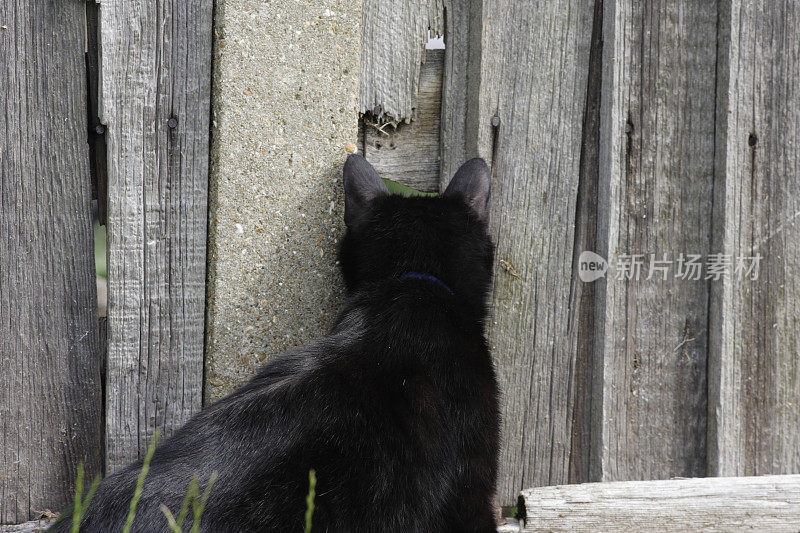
[426,31,444,50]
[93,200,107,317]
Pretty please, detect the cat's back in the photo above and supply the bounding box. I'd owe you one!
[322,283,499,529]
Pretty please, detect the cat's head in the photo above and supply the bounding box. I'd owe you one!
[338,154,494,310]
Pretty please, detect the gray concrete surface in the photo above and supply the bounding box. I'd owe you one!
[205,0,361,401]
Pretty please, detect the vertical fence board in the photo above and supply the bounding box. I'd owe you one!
[0,0,102,522]
[472,0,595,503]
[99,0,213,472]
[709,0,800,477]
[593,0,717,482]
[438,0,479,188]
[360,0,443,122]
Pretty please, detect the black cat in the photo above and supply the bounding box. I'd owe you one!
[53,155,500,532]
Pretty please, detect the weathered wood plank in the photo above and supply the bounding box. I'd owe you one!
[519,475,800,532]
[593,0,717,481]
[0,518,57,533]
[0,0,102,522]
[470,0,595,504]
[438,0,479,188]
[363,49,443,193]
[360,0,443,122]
[708,0,800,477]
[99,0,213,472]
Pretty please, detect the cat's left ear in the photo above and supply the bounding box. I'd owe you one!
[442,158,491,224]
[343,154,388,227]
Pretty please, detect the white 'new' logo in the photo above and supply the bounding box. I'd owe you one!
[578,251,608,282]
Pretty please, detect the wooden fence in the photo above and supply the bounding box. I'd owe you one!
[1,0,213,523]
[1,0,799,526]
[360,0,800,505]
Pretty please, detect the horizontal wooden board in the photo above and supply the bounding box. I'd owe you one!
[520,475,800,532]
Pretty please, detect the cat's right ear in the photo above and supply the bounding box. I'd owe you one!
[443,158,491,224]
[343,154,388,227]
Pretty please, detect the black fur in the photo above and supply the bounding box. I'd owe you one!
[53,155,499,532]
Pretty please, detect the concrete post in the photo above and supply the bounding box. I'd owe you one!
[205,0,361,400]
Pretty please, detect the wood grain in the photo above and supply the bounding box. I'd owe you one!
[360,0,443,122]
[593,0,717,481]
[0,0,102,521]
[708,0,800,477]
[473,0,596,504]
[363,49,443,193]
[438,0,481,189]
[520,475,800,532]
[99,0,213,472]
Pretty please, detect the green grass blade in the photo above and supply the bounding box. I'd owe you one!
[304,469,316,533]
[190,472,218,533]
[161,475,200,533]
[159,504,182,533]
[382,178,438,198]
[71,464,85,533]
[123,431,159,533]
[177,476,199,529]
[198,472,218,509]
[70,467,99,533]
[82,475,102,513]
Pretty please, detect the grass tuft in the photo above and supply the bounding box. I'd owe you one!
[67,431,338,532]
[304,469,316,533]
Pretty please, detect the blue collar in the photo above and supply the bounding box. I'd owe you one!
[398,272,454,296]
